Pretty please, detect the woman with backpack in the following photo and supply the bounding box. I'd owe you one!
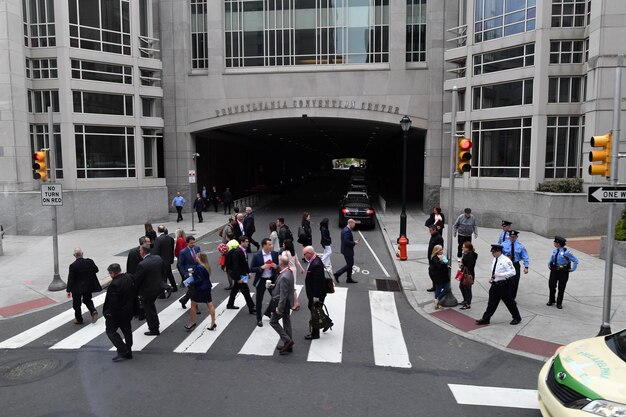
[297,212,313,247]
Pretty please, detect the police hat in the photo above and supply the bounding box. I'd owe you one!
[490,244,503,252]
[554,236,567,246]
[502,220,512,227]
[509,230,519,237]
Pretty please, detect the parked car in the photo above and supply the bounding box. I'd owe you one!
[338,192,375,229]
[537,328,626,417]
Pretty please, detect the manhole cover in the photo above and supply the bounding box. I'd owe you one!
[0,357,65,385]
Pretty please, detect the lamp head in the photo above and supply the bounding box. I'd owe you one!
[400,115,412,132]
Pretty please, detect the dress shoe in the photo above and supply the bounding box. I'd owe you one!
[333,274,339,283]
[304,334,320,340]
[257,321,263,327]
[226,305,239,310]
[427,287,435,292]
[91,312,98,323]
[144,330,160,336]
[73,319,83,325]
[249,308,257,314]
[207,323,217,331]
[180,300,187,309]
[276,345,293,352]
[510,319,521,325]
[224,286,233,290]
[546,302,554,306]
[165,288,173,299]
[171,287,178,293]
[157,294,166,299]
[557,304,563,309]
[475,318,490,325]
[112,355,129,362]
[124,352,133,359]
[279,340,294,355]
[346,279,358,284]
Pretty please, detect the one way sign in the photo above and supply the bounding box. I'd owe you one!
[588,186,626,203]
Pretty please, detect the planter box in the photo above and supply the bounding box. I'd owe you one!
[600,237,626,268]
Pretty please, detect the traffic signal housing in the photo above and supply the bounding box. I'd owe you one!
[33,150,48,181]
[457,137,472,174]
[588,133,612,178]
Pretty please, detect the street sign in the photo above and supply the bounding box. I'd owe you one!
[41,184,63,206]
[188,170,196,183]
[588,186,626,203]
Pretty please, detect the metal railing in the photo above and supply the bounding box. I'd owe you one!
[138,35,161,59]
[446,24,468,48]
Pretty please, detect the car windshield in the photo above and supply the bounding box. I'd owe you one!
[612,328,626,361]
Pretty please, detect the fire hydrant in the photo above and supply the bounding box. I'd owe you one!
[397,235,408,261]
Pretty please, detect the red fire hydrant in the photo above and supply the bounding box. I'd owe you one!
[397,235,408,261]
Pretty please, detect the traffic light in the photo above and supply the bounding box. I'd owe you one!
[33,150,47,181]
[588,133,612,177]
[457,137,472,173]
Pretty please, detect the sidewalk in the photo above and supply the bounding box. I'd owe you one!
[376,206,626,360]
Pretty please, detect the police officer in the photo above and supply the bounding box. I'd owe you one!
[501,230,529,300]
[475,244,522,326]
[498,220,512,245]
[547,236,578,309]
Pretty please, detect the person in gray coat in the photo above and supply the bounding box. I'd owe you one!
[270,255,295,355]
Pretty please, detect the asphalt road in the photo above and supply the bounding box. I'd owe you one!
[0,172,544,417]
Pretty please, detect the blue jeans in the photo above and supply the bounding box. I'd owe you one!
[435,282,450,301]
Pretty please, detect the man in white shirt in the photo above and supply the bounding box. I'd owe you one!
[475,244,522,326]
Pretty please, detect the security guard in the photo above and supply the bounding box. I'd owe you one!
[501,230,529,300]
[498,220,512,245]
[476,244,522,326]
[547,236,578,309]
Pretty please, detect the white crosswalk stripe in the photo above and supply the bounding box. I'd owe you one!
[50,319,106,350]
[448,384,539,409]
[307,287,348,364]
[369,290,412,368]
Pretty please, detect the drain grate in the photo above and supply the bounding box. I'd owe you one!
[0,357,65,386]
[375,279,401,292]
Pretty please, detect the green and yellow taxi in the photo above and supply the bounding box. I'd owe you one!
[538,328,626,417]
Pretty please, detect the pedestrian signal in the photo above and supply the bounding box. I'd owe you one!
[33,150,47,181]
[457,137,472,174]
[588,133,611,178]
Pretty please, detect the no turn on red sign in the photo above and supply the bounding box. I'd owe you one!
[41,184,63,206]
[188,170,196,183]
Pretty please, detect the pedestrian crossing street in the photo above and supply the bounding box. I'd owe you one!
[0,284,413,369]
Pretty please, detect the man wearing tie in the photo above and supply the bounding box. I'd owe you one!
[226,235,256,314]
[177,236,201,312]
[501,230,529,300]
[250,238,279,326]
[134,245,164,336]
[498,220,512,245]
[303,246,327,340]
[333,218,359,284]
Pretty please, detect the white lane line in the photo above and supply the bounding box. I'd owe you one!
[369,291,411,368]
[0,293,107,349]
[357,231,390,277]
[448,384,539,409]
[307,287,348,364]
[174,291,254,354]
[50,319,106,350]
[111,283,219,352]
[239,285,303,356]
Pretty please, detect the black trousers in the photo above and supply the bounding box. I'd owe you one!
[140,294,159,332]
[105,316,133,355]
[457,235,473,258]
[175,206,183,221]
[196,210,203,222]
[459,283,472,305]
[255,280,269,322]
[223,202,232,214]
[212,200,218,212]
[164,265,177,289]
[334,254,354,281]
[481,280,521,322]
[72,292,96,322]
[510,263,521,300]
[246,234,259,252]
[307,296,326,337]
[227,281,255,311]
[548,268,569,305]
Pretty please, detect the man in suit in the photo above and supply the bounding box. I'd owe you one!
[333,219,359,284]
[270,255,295,355]
[277,218,293,247]
[303,245,327,340]
[233,213,245,240]
[226,235,256,314]
[177,235,201,312]
[243,207,259,252]
[134,245,164,336]
[126,236,151,275]
[66,247,102,324]
[152,225,177,293]
[250,238,279,326]
[104,263,137,362]
[223,187,233,214]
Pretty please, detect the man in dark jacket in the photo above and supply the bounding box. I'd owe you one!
[249,238,279,326]
[126,236,151,275]
[134,245,164,336]
[303,246,327,340]
[333,219,359,284]
[427,224,444,292]
[104,263,136,362]
[66,247,102,324]
[243,206,259,252]
[152,225,177,293]
[277,218,293,247]
[226,236,256,314]
[223,187,233,214]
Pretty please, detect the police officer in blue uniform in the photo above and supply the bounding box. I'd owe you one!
[502,230,529,300]
[547,236,578,309]
[498,220,512,245]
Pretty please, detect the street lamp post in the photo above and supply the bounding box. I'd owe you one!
[399,115,412,243]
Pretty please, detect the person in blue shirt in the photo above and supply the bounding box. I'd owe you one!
[547,236,579,309]
[501,230,529,300]
[172,192,186,222]
[498,220,512,245]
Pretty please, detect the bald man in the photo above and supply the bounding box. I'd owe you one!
[66,247,102,324]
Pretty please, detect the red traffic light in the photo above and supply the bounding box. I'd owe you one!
[459,138,472,151]
[33,150,47,181]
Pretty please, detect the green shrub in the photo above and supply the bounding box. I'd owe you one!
[536,178,583,193]
[615,219,626,241]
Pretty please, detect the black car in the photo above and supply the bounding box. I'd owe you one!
[338,192,375,229]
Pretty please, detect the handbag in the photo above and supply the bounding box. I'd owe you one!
[326,277,335,294]
[309,303,333,331]
[461,268,474,286]
[454,269,464,281]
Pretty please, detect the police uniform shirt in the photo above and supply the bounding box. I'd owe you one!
[491,256,516,282]
[548,247,579,271]
[502,240,530,268]
[498,230,510,245]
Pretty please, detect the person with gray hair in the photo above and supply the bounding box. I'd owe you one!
[104,263,136,362]
[270,255,295,355]
[66,247,102,324]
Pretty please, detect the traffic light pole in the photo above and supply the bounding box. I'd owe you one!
[46,106,66,291]
[598,57,623,336]
[447,87,458,263]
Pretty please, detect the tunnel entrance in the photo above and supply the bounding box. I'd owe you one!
[194,117,425,206]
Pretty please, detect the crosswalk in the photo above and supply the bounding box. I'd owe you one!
[0,285,415,369]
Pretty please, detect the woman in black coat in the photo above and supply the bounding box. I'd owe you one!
[298,212,313,247]
[319,218,332,267]
[459,241,477,310]
[144,223,157,242]
[428,244,450,309]
[424,206,445,234]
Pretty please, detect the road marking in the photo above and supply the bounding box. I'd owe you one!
[448,384,539,409]
[369,291,411,368]
[174,290,253,354]
[357,231,390,277]
[0,293,107,349]
[239,285,303,356]
[50,319,106,350]
[307,287,347,364]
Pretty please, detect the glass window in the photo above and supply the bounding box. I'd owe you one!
[406,0,426,62]
[470,118,532,178]
[141,97,163,118]
[191,0,209,69]
[549,40,584,64]
[551,0,587,28]
[473,43,534,75]
[25,58,58,79]
[73,91,133,116]
[75,125,135,178]
[474,0,535,43]
[69,0,131,55]
[548,76,583,103]
[27,90,60,113]
[29,124,63,179]
[22,0,56,47]
[545,116,582,178]
[473,79,533,110]
[142,128,162,177]
[71,59,132,84]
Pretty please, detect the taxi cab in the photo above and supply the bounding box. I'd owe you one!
[538,328,626,417]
